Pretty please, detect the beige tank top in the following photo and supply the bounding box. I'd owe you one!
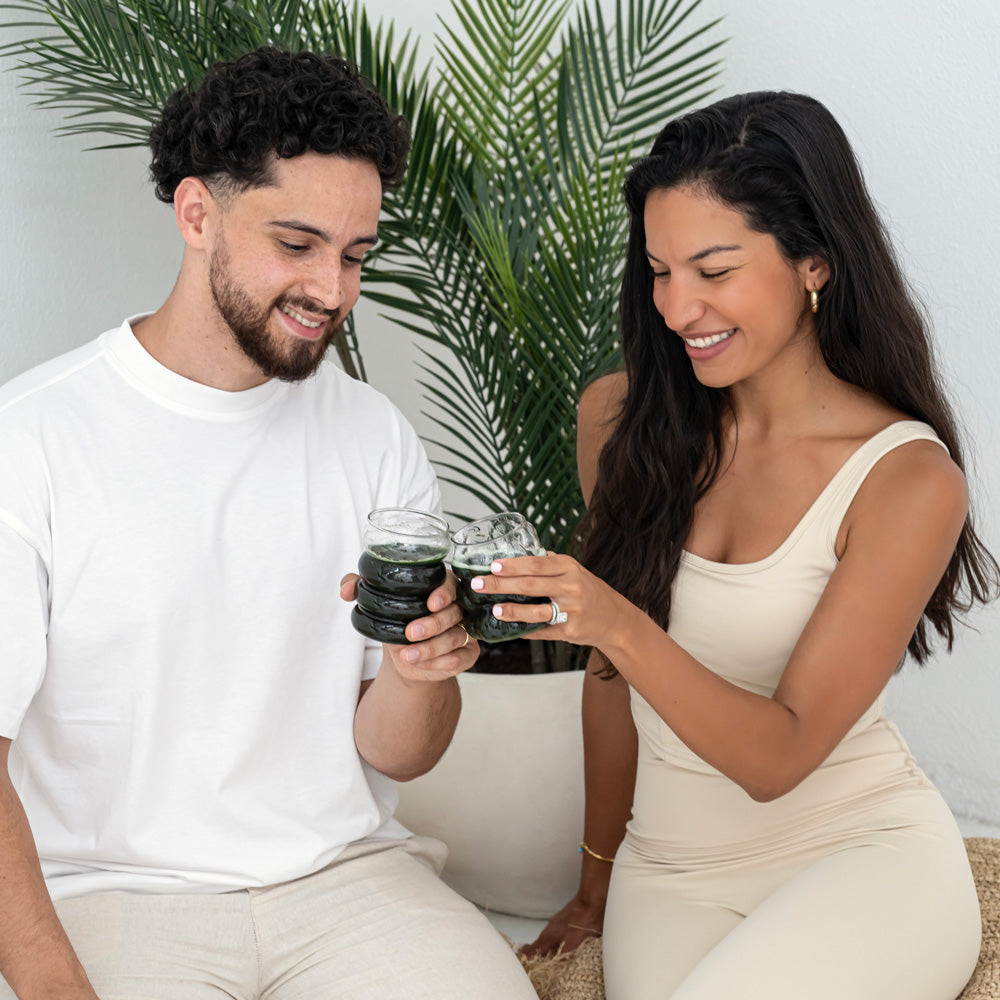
[631,420,947,776]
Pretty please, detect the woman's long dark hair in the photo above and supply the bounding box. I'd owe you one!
[582,91,998,666]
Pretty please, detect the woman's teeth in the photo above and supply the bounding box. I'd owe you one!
[281,305,323,329]
[686,329,734,349]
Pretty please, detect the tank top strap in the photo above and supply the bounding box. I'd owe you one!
[810,420,947,554]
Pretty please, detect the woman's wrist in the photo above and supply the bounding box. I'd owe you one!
[578,839,616,863]
[598,597,662,680]
[576,851,615,901]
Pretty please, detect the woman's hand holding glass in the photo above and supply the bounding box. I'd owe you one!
[469,551,629,650]
[450,512,551,642]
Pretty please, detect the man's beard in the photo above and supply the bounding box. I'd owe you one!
[208,237,342,383]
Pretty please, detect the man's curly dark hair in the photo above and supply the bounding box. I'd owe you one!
[149,46,410,203]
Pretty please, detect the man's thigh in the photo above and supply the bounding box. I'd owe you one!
[252,836,537,1000]
[0,890,257,1000]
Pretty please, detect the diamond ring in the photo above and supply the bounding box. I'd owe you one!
[548,601,568,626]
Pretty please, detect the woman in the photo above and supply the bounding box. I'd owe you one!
[468,92,998,998]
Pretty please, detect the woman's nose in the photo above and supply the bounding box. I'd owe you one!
[654,277,705,332]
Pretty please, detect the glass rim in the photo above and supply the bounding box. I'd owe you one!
[366,507,450,538]
[449,511,529,546]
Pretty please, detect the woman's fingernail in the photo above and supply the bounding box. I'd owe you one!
[492,605,504,618]
[471,577,484,591]
[490,561,503,574]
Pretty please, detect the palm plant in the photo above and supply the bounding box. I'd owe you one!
[371,0,723,552]
[1,0,725,670]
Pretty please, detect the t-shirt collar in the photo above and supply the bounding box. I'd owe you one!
[105,314,289,418]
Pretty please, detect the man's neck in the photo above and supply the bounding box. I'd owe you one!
[132,283,268,393]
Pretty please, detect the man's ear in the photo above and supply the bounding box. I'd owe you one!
[173,177,217,250]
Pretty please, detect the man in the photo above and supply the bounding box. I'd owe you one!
[0,47,536,999]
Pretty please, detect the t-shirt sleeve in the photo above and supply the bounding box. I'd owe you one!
[0,520,49,738]
[368,398,441,519]
[396,417,442,518]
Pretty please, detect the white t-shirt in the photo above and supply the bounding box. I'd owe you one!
[0,318,441,900]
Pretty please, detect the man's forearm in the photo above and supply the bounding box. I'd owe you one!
[353,663,462,781]
[0,749,97,999]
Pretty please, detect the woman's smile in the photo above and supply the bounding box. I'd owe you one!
[681,328,736,359]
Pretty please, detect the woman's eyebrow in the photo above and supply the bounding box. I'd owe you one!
[644,243,743,263]
[688,244,743,262]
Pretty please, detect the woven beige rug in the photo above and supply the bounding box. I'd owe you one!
[521,937,604,1000]
[962,838,1000,998]
[520,837,999,1000]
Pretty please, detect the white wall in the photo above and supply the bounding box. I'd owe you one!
[1,0,997,834]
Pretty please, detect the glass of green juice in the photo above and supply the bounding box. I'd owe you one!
[450,512,549,642]
[350,507,451,645]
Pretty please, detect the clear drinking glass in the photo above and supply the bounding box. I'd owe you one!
[450,511,548,642]
[350,507,451,645]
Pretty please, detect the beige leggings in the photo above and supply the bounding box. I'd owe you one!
[0,836,535,1000]
[603,791,981,1000]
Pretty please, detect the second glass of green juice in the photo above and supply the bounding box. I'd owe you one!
[450,512,548,642]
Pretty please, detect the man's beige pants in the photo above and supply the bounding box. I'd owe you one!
[0,837,536,999]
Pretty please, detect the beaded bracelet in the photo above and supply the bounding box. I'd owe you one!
[578,840,615,863]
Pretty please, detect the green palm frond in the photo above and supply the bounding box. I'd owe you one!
[437,0,567,162]
[552,0,725,185]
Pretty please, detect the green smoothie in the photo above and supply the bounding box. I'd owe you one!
[352,542,448,645]
[452,561,548,642]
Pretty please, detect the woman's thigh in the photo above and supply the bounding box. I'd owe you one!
[602,845,743,1000]
[669,831,981,1000]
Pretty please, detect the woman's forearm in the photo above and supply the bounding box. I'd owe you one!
[600,608,806,801]
[577,659,636,903]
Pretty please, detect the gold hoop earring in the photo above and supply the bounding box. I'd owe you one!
[810,289,819,314]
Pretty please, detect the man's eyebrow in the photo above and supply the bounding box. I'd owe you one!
[269,220,379,247]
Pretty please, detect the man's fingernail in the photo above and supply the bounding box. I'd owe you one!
[401,648,418,662]
[410,624,426,639]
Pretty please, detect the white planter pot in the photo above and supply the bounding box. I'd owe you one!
[395,669,585,918]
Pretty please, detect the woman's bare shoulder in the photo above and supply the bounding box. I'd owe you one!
[577,372,628,505]
[843,431,968,558]
[578,371,627,429]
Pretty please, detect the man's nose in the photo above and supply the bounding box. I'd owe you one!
[302,260,345,313]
